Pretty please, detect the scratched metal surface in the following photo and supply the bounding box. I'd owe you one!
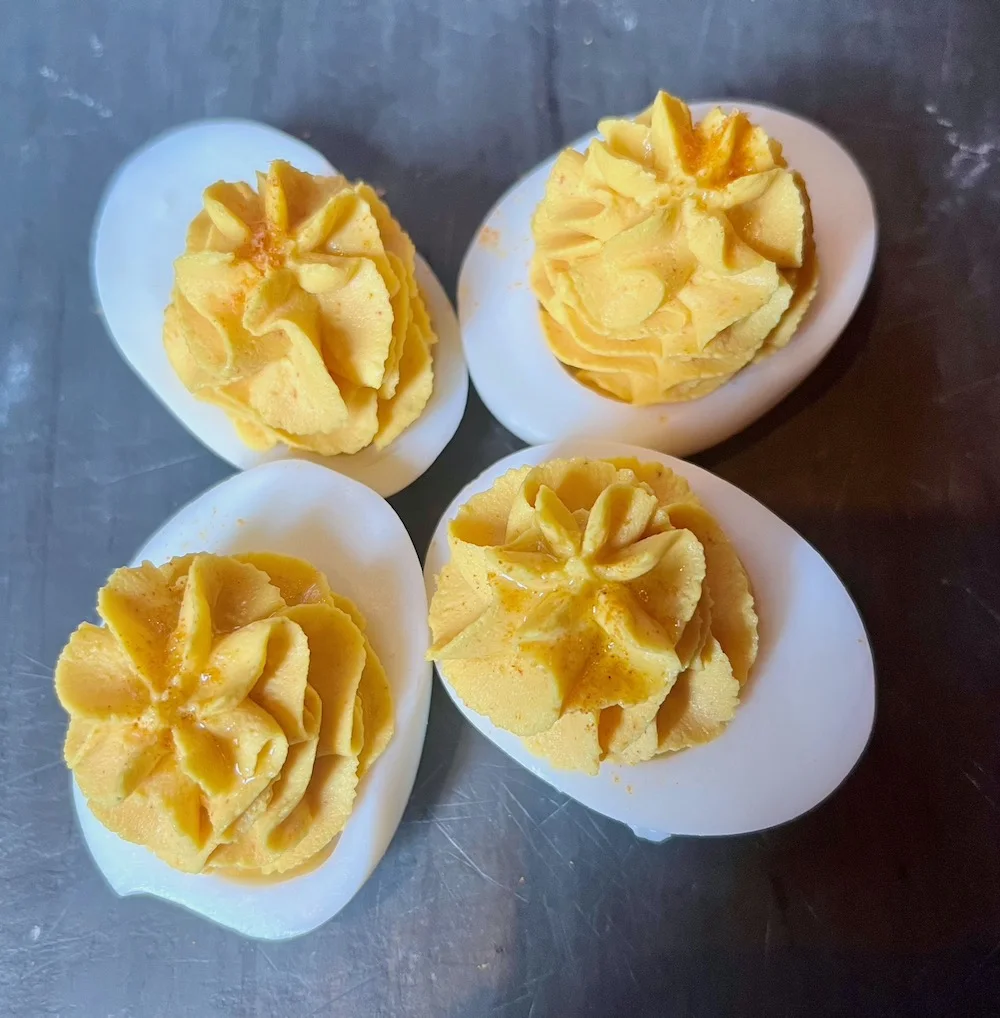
[2,0,999,1015]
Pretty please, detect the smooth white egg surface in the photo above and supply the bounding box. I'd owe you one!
[91,119,468,497]
[72,459,431,939]
[458,101,877,453]
[424,440,875,841]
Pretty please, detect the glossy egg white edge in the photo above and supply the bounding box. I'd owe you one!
[458,100,878,454]
[423,440,875,841]
[91,118,468,498]
[71,459,432,939]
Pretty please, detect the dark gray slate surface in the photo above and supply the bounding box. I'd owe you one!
[2,1,999,1015]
